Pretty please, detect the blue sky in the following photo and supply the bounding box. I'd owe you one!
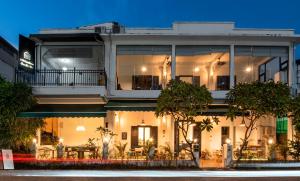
[0,0,299,58]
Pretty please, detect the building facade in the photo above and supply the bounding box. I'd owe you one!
[0,36,18,81]
[16,22,300,164]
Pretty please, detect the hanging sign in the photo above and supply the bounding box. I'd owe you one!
[1,149,14,170]
[19,35,35,72]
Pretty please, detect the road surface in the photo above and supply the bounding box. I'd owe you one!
[0,170,300,181]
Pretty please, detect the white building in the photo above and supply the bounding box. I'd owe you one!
[16,22,300,164]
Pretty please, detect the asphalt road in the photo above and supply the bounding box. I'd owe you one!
[1,170,300,181]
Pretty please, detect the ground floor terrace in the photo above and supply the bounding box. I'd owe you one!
[16,101,294,168]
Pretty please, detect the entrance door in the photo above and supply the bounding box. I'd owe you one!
[221,127,230,146]
[131,126,158,148]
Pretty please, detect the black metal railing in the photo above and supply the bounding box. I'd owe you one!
[15,69,107,86]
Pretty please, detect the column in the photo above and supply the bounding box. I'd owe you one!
[171,44,176,80]
[229,44,235,89]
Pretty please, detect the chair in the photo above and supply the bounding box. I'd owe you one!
[65,147,77,159]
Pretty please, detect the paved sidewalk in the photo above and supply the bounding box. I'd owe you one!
[0,170,300,181]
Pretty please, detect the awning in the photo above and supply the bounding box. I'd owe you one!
[17,104,106,118]
[105,100,157,111]
[105,100,229,115]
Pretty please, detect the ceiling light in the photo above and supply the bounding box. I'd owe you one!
[141,66,147,72]
[76,125,86,132]
[60,58,71,63]
[245,66,252,72]
[194,67,199,72]
[62,67,68,71]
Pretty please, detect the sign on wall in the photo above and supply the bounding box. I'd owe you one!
[1,149,14,170]
[19,35,35,72]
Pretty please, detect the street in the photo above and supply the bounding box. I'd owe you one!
[0,170,300,181]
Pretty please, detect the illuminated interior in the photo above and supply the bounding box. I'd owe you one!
[234,46,289,84]
[176,46,230,90]
[116,45,172,90]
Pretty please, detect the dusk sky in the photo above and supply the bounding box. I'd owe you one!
[1,0,299,58]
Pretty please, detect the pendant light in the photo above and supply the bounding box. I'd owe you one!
[76,119,86,132]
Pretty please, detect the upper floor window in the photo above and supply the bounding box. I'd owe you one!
[176,45,230,91]
[116,45,172,90]
[40,45,104,70]
[234,46,289,84]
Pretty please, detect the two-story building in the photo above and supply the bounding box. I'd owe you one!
[16,22,300,163]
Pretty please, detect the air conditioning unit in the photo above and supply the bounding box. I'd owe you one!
[95,26,107,33]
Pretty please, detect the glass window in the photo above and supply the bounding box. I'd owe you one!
[116,45,172,90]
[176,46,230,91]
[138,127,151,146]
[41,119,58,145]
[40,45,104,70]
[234,46,288,84]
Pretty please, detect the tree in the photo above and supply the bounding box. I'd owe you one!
[227,81,291,161]
[0,76,44,152]
[155,80,218,166]
[290,95,300,132]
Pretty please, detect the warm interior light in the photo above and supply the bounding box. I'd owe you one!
[76,125,86,132]
[225,138,231,144]
[149,137,153,142]
[59,138,64,143]
[194,67,199,72]
[103,137,109,143]
[194,139,198,143]
[141,66,147,72]
[268,138,274,145]
[32,138,37,144]
[245,66,252,72]
[240,119,245,127]
[162,116,166,124]
[62,67,68,71]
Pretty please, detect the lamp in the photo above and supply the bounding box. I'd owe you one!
[76,125,86,132]
[32,138,37,144]
[59,138,64,143]
[141,66,147,72]
[245,66,252,72]
[268,138,274,145]
[225,138,231,144]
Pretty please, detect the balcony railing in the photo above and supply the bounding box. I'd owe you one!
[15,69,107,86]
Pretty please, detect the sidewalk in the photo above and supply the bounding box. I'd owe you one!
[0,170,300,181]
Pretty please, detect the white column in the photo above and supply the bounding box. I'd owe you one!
[171,44,176,80]
[229,44,235,89]
[288,43,296,89]
[109,43,117,94]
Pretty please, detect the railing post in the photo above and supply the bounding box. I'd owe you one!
[73,67,76,86]
[43,68,46,86]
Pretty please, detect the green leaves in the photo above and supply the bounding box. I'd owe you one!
[226,80,291,121]
[0,76,43,151]
[290,96,300,132]
[155,79,213,120]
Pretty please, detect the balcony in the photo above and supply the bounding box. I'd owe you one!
[15,69,107,98]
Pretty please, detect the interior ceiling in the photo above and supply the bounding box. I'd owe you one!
[176,53,229,65]
[42,47,104,69]
[117,55,170,66]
